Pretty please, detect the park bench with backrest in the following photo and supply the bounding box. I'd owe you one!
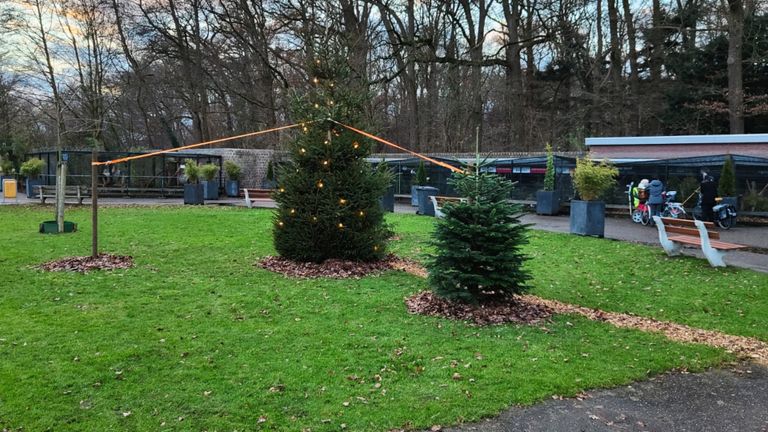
[243,188,274,208]
[37,185,90,205]
[430,196,466,218]
[652,216,747,267]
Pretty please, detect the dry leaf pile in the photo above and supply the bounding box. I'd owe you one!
[38,254,134,273]
[405,291,553,326]
[257,254,420,279]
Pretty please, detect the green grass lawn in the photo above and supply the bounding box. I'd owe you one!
[0,206,748,431]
[393,215,768,341]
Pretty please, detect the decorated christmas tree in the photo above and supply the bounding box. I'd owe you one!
[427,168,531,304]
[273,58,392,263]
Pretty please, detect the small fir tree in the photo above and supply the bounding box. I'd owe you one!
[427,169,531,304]
[414,161,427,185]
[273,57,392,263]
[718,155,736,197]
[543,144,555,191]
[266,160,275,182]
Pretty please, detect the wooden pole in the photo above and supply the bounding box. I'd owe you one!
[91,150,98,257]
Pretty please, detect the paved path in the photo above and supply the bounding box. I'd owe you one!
[444,363,768,432]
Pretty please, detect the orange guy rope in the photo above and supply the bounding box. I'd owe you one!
[331,120,463,173]
[92,122,310,166]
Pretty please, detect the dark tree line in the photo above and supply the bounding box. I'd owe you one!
[1,0,767,163]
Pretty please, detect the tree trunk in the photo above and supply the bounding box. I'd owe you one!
[622,0,639,134]
[502,0,523,151]
[607,0,622,133]
[727,0,745,133]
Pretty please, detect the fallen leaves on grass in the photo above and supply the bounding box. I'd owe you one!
[521,295,768,366]
[405,291,553,326]
[38,254,134,273]
[257,254,423,279]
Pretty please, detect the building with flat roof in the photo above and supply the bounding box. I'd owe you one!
[585,134,768,161]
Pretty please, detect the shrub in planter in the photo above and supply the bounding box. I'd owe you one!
[536,144,560,215]
[378,161,395,212]
[224,161,241,197]
[262,160,276,189]
[200,163,220,200]
[411,161,428,206]
[428,170,530,304]
[569,158,618,237]
[20,157,45,198]
[183,159,204,205]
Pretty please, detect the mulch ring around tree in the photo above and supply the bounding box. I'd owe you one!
[38,254,134,273]
[257,254,422,279]
[405,291,554,326]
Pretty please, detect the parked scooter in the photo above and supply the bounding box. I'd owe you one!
[694,195,738,229]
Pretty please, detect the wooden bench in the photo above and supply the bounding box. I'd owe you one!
[243,188,274,208]
[653,216,747,267]
[430,195,466,218]
[37,185,90,205]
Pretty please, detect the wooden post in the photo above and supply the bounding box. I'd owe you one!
[56,158,67,232]
[91,151,99,257]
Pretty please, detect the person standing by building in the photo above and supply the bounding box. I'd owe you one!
[647,178,664,222]
[700,173,718,222]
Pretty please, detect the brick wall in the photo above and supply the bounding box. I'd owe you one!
[179,148,287,188]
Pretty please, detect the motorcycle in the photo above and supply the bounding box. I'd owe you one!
[694,195,737,229]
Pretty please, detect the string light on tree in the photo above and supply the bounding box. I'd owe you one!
[272,55,392,262]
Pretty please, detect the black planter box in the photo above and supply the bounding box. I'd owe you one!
[184,183,205,205]
[417,186,439,216]
[380,185,395,212]
[411,185,421,206]
[569,200,605,237]
[202,180,219,200]
[26,178,42,199]
[536,190,560,215]
[226,180,240,197]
